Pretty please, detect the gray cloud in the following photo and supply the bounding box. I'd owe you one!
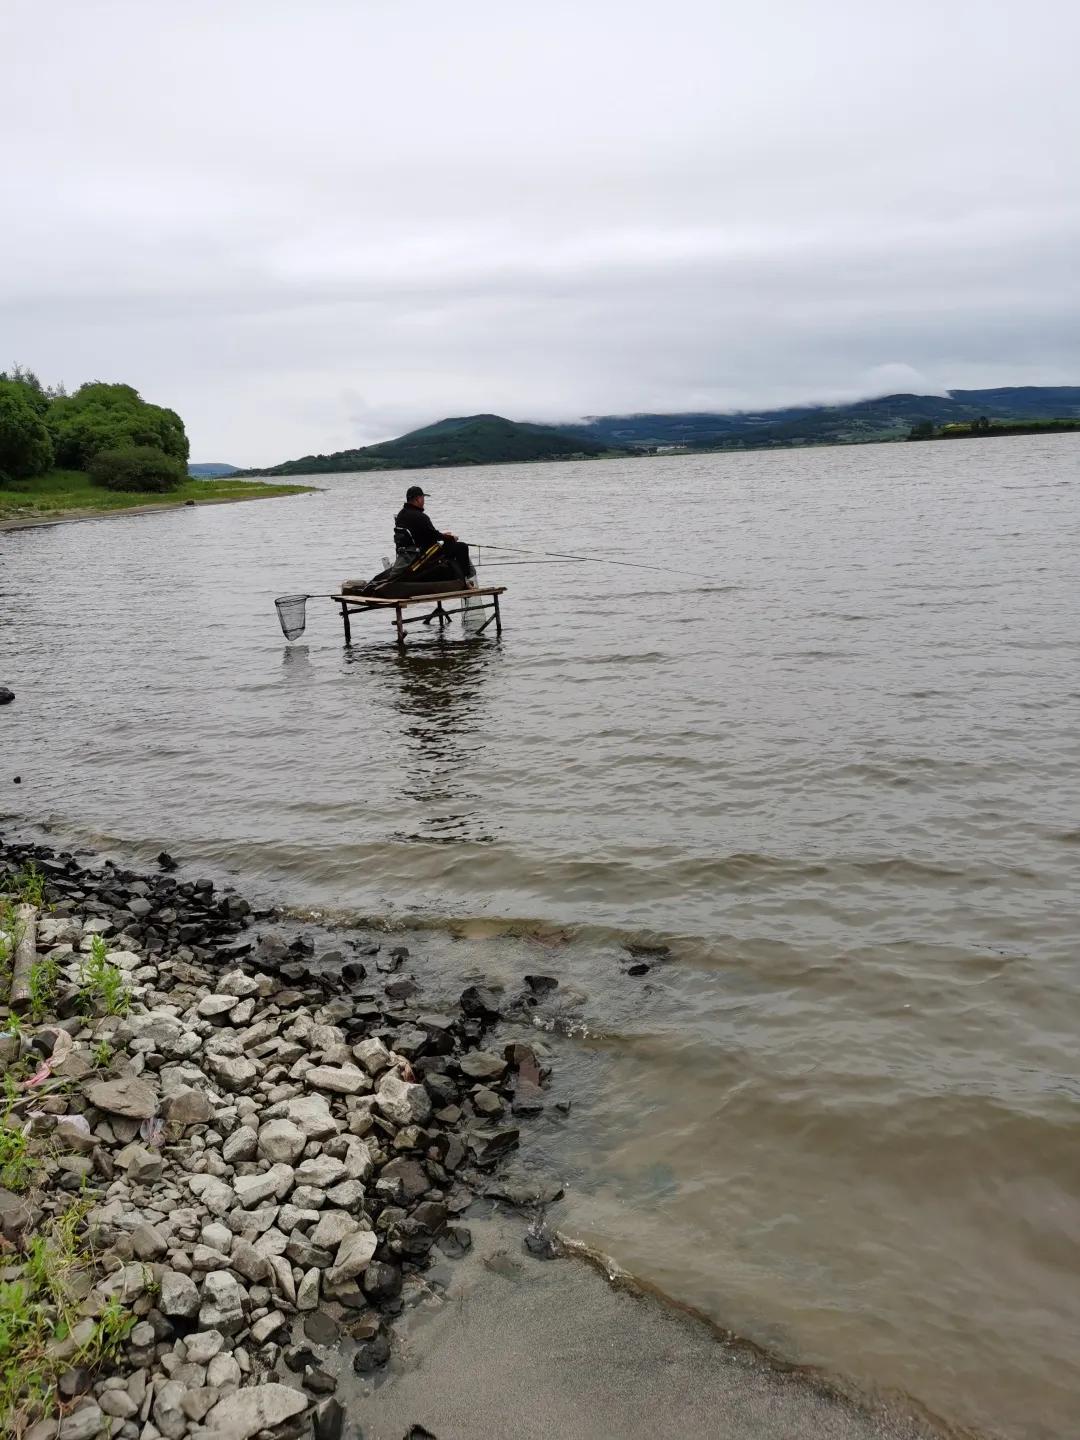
[2,0,1078,462]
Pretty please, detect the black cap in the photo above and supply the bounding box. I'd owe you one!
[405,485,428,501]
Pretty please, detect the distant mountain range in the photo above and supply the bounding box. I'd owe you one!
[236,386,1080,476]
[188,462,240,477]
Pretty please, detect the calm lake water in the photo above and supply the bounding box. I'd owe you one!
[3,435,1080,1438]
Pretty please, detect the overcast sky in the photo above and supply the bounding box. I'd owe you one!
[3,1,1078,463]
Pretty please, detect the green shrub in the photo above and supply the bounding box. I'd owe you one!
[88,444,187,493]
[48,382,188,468]
[0,381,54,481]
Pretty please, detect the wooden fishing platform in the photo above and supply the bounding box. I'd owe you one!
[331,587,505,645]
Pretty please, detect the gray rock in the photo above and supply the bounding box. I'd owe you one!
[100,1390,139,1419]
[206,1352,241,1389]
[188,1174,235,1217]
[327,1228,378,1285]
[202,1382,308,1439]
[222,1126,258,1164]
[305,1065,368,1095]
[153,1378,188,1440]
[325,1179,366,1209]
[229,1240,269,1284]
[376,1072,431,1126]
[198,1270,246,1335]
[296,1267,320,1310]
[181,1388,219,1424]
[257,1119,306,1164]
[57,1404,104,1440]
[131,1223,167,1261]
[161,1269,201,1319]
[86,1077,157,1120]
[164,1088,213,1134]
[233,1163,294,1207]
[459,1051,507,1081]
[249,1310,286,1343]
[184,1330,225,1364]
[126,1145,163,1185]
[377,1157,430,1201]
[206,1054,257,1092]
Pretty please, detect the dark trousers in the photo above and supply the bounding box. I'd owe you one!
[418,540,474,584]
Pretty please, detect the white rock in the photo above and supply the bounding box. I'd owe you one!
[206,1351,242,1389]
[376,1072,431,1125]
[295,1154,347,1189]
[203,1383,308,1440]
[258,1118,307,1164]
[198,1270,246,1335]
[285,1093,338,1140]
[310,1210,360,1250]
[305,1064,369,1095]
[198,993,240,1018]
[344,1137,376,1182]
[353,1036,392,1076]
[222,1126,258,1163]
[207,1054,258,1092]
[218,970,260,998]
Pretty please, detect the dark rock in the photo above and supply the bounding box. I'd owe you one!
[58,1366,92,1399]
[436,1225,472,1259]
[303,1311,339,1346]
[625,942,671,960]
[342,962,367,985]
[314,1398,345,1440]
[524,1218,562,1260]
[127,897,152,918]
[376,951,403,975]
[304,1366,337,1396]
[0,688,15,705]
[385,978,420,1001]
[156,851,178,871]
[459,986,501,1022]
[626,962,650,976]
[410,1201,447,1235]
[406,1428,438,1440]
[524,974,558,995]
[352,1329,391,1373]
[361,1260,402,1301]
[467,1128,519,1166]
[390,945,409,961]
[284,1345,317,1372]
[219,894,250,921]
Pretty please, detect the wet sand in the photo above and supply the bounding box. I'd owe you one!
[345,1214,943,1440]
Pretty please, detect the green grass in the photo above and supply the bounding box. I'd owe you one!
[0,1199,135,1432]
[78,937,130,1017]
[0,468,315,524]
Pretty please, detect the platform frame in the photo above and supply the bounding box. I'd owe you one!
[331,587,505,646]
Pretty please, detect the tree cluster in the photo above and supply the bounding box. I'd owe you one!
[0,366,189,492]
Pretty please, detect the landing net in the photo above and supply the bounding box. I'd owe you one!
[275,594,309,640]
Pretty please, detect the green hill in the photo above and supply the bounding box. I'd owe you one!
[567,386,1080,450]
[240,414,616,476]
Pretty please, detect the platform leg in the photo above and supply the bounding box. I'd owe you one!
[493,591,502,634]
[340,602,352,645]
[395,606,406,646]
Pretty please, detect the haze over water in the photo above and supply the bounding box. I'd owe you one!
[4,435,1079,1438]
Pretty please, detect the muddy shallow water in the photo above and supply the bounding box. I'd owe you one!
[3,434,1079,1438]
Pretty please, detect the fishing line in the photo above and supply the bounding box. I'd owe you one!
[470,542,713,580]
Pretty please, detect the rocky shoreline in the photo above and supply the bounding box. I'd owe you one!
[0,833,563,1440]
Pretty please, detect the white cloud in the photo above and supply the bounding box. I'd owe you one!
[2,0,1078,461]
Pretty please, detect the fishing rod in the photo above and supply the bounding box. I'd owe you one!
[471,542,713,580]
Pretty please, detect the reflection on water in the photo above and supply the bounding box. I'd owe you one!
[351,639,503,846]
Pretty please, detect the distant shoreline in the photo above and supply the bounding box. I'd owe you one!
[0,478,316,532]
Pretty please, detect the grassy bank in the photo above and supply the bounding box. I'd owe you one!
[0,468,315,526]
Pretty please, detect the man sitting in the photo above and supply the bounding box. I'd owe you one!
[393,485,476,587]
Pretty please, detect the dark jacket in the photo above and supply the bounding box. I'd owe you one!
[394,503,444,554]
